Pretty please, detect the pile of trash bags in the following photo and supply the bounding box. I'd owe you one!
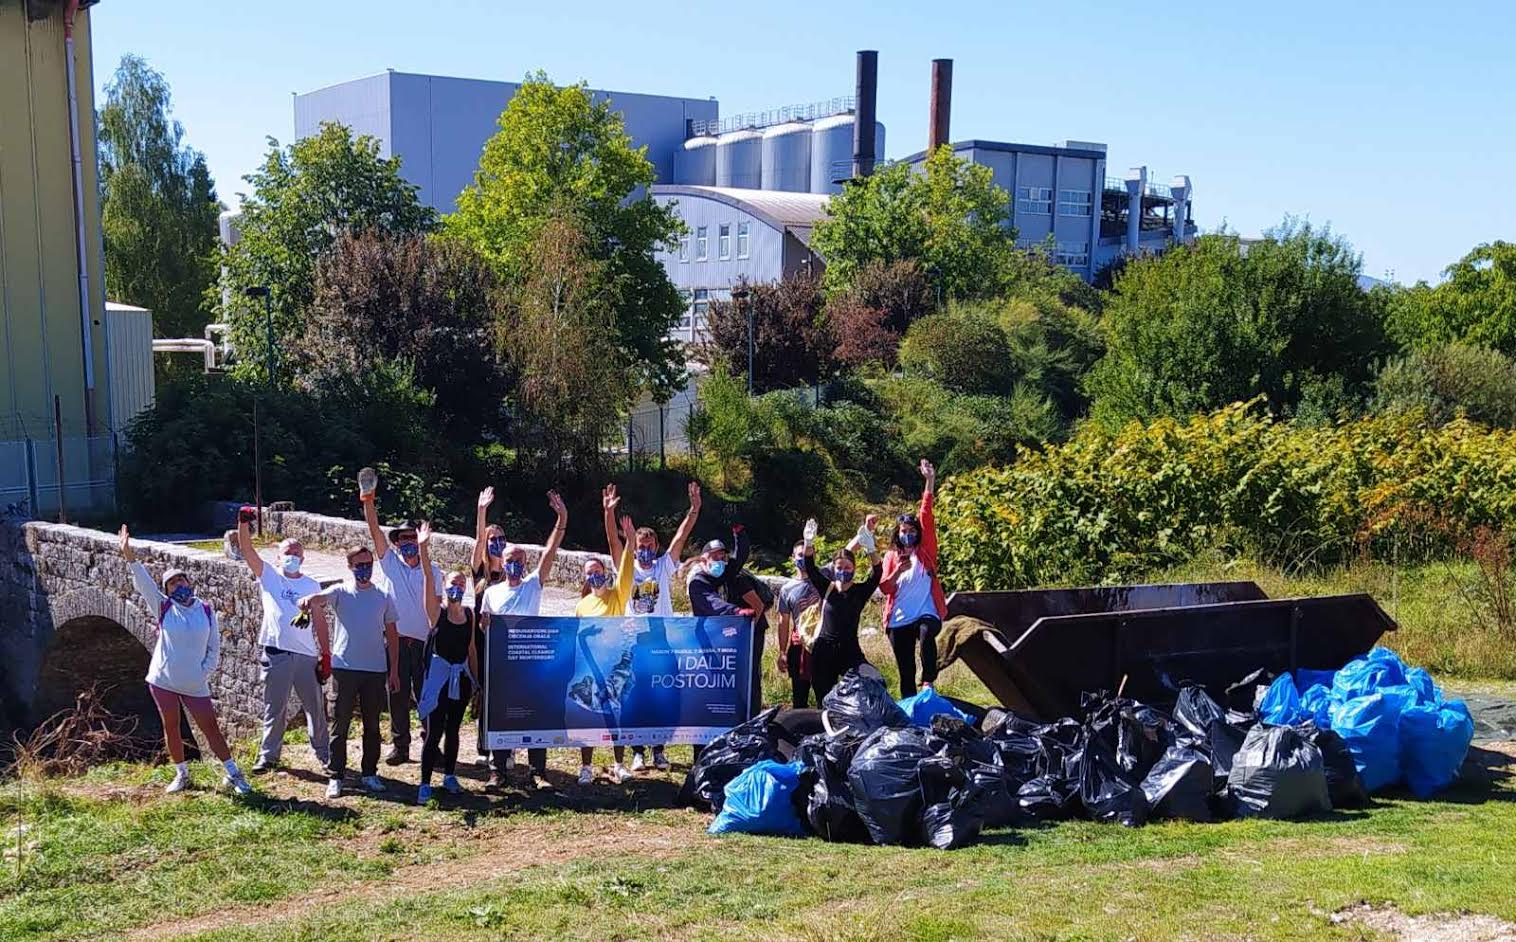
[686,648,1476,849]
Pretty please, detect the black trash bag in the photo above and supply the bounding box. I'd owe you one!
[1018,774,1081,820]
[1117,703,1176,779]
[794,733,871,843]
[1174,685,1227,738]
[928,716,1018,829]
[917,755,986,850]
[986,724,1046,788]
[822,669,911,738]
[1139,743,1215,822]
[1174,684,1249,787]
[846,726,936,846]
[1295,723,1368,809]
[1077,734,1148,827]
[1226,724,1332,820]
[1224,668,1277,714]
[676,705,784,813]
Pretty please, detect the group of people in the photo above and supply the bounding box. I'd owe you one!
[116,459,947,804]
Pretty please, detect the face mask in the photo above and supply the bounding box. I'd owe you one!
[352,563,374,583]
[707,559,727,578]
[636,547,657,567]
[445,586,465,603]
[586,571,610,590]
[170,584,194,605]
[899,531,920,548]
[487,537,506,558]
[398,542,419,560]
[504,559,525,580]
[794,556,806,574]
[279,554,302,575]
[836,569,855,585]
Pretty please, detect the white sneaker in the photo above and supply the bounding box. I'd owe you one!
[326,778,342,799]
[165,768,191,794]
[361,775,385,793]
[417,784,433,805]
[224,772,252,796]
[577,765,594,785]
[474,753,491,769]
[503,752,517,772]
[441,774,462,794]
[611,763,633,784]
[630,752,646,773]
[653,749,671,772]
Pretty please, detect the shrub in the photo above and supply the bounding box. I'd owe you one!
[898,312,1016,395]
[1373,343,1516,428]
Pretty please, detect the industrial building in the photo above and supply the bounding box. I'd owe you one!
[0,0,138,517]
[292,71,718,213]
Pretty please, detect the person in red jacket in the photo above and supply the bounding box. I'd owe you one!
[878,459,948,698]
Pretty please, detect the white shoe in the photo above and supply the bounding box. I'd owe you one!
[165,768,191,794]
[653,749,671,772]
[474,753,491,769]
[630,752,646,773]
[577,765,594,785]
[326,778,342,799]
[361,775,385,793]
[441,774,462,794]
[417,784,433,805]
[503,752,517,772]
[611,763,633,784]
[224,772,252,796]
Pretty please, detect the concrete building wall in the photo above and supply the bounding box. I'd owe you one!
[0,2,113,514]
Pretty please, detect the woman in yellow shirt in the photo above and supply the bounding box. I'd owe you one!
[571,516,637,783]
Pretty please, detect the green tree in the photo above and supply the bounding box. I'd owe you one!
[1384,242,1516,354]
[811,145,1014,304]
[217,122,437,382]
[1086,221,1389,425]
[1373,342,1516,428]
[898,310,1016,395]
[98,55,220,341]
[448,74,686,400]
[699,276,838,392]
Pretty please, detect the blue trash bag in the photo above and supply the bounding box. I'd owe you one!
[1404,667,1441,707]
[1333,647,1408,701]
[1299,684,1336,729]
[708,760,809,836]
[1259,674,1309,725]
[1399,701,1474,798]
[1294,668,1337,694]
[1330,688,1414,792]
[897,687,971,727]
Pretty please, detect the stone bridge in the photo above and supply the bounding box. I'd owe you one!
[0,509,605,746]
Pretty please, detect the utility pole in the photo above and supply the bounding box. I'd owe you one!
[242,286,273,536]
[733,285,753,395]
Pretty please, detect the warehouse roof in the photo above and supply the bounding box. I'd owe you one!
[652,185,831,239]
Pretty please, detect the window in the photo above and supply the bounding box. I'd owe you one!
[692,289,711,334]
[1016,186,1053,215]
[1058,189,1093,217]
[718,224,731,260]
[695,226,708,261]
[677,289,693,330]
[678,234,690,262]
[1055,241,1090,267]
[736,222,750,258]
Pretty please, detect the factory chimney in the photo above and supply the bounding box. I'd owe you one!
[928,58,953,153]
[853,50,878,178]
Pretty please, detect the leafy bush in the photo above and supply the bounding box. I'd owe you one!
[936,401,1516,590]
[898,312,1016,395]
[1374,343,1516,428]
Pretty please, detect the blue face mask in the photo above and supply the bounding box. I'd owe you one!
[169,584,194,605]
[445,585,465,603]
[487,537,506,558]
[398,542,419,560]
[504,559,525,580]
[836,568,855,585]
[899,530,920,548]
[707,559,727,578]
[279,554,302,575]
[794,556,806,574]
[636,547,658,567]
[352,563,374,583]
[586,571,610,590]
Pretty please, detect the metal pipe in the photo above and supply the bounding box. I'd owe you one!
[929,58,953,153]
[853,50,878,178]
[62,0,97,423]
[152,338,218,372]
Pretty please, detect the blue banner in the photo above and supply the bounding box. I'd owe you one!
[484,614,754,749]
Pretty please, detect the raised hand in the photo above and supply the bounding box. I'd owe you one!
[864,514,878,533]
[118,524,135,562]
[548,490,567,519]
[688,481,702,513]
[620,514,636,541]
[920,459,935,483]
[478,486,494,510]
[603,483,620,512]
[357,466,378,500]
[803,518,818,546]
[417,521,432,546]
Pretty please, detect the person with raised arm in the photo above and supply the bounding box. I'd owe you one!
[306,543,401,798]
[358,473,443,766]
[234,510,330,776]
[468,486,504,771]
[118,525,250,795]
[878,459,949,697]
[477,490,568,790]
[571,513,638,784]
[800,514,882,702]
[415,523,478,804]
[775,539,821,708]
[605,480,701,772]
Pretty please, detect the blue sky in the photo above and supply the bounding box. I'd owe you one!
[90,0,1513,285]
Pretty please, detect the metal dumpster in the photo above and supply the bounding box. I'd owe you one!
[944,584,1397,720]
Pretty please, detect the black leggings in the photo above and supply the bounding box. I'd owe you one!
[890,616,942,698]
[787,644,811,709]
[421,676,472,785]
[810,635,866,704]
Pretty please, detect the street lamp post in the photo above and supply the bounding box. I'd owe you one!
[733,285,753,396]
[241,285,273,535]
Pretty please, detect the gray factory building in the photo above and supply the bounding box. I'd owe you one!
[293,70,717,213]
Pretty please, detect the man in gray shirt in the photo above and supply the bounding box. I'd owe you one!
[308,545,400,798]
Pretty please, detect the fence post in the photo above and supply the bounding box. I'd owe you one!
[626,411,634,474]
[658,404,666,469]
[53,396,66,523]
[25,437,40,515]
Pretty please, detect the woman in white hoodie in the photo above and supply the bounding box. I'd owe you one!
[119,525,251,795]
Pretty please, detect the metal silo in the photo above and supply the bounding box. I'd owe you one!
[677,135,718,186]
[761,122,812,192]
[809,114,854,194]
[715,129,763,189]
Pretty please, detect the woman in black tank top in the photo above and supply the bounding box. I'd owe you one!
[418,526,478,803]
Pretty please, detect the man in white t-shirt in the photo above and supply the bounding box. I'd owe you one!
[236,513,331,775]
[478,490,568,789]
[601,481,700,771]
[361,485,444,766]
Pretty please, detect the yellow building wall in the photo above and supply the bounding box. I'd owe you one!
[0,1,112,512]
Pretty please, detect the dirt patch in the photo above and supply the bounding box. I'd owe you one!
[1333,904,1516,942]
